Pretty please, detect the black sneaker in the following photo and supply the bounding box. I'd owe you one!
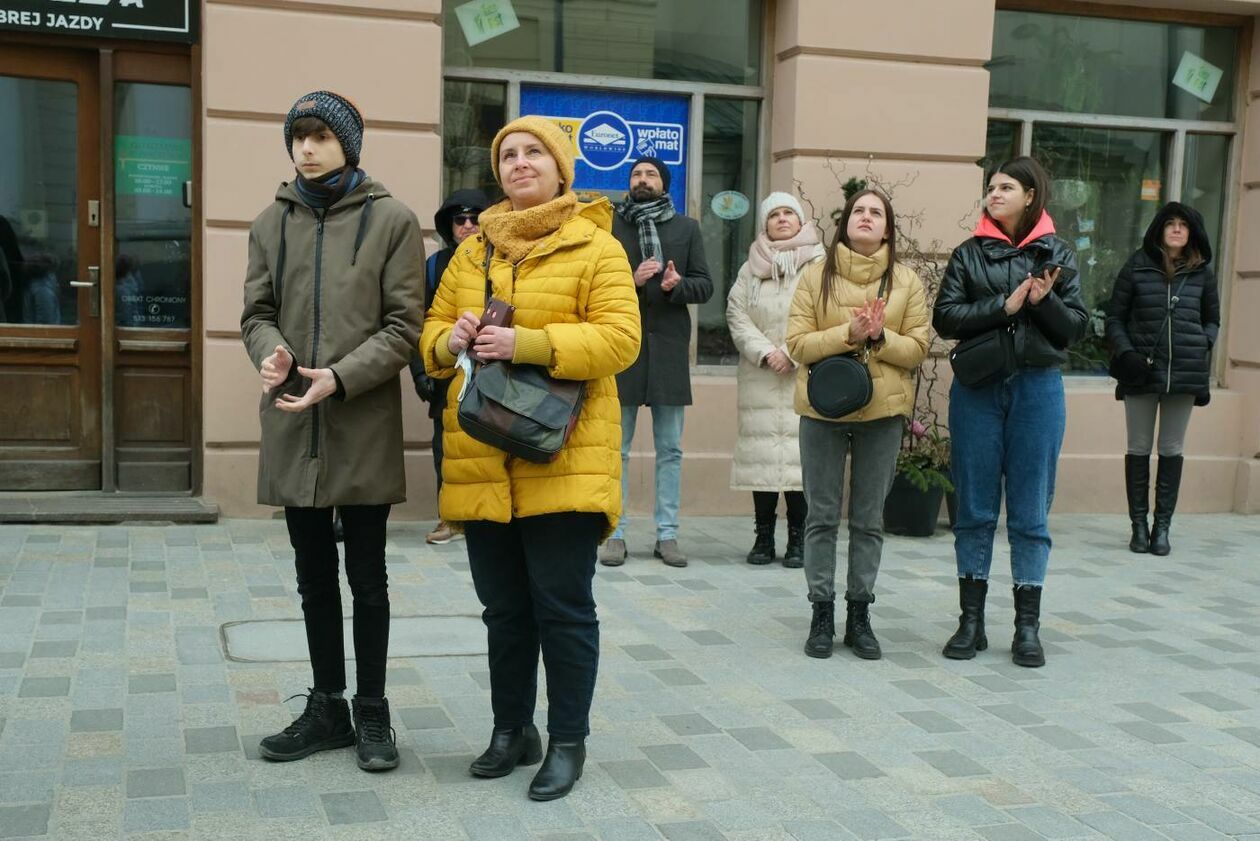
[352,696,400,771]
[258,690,355,761]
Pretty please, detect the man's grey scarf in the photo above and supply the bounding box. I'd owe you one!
[619,195,676,263]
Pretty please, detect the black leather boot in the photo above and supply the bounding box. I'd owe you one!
[528,738,585,801]
[804,600,835,659]
[1125,454,1151,553]
[1149,455,1183,557]
[782,523,804,569]
[1011,585,1045,668]
[746,514,775,565]
[352,696,399,771]
[842,597,881,660]
[942,578,988,660]
[469,724,543,778]
[259,689,355,761]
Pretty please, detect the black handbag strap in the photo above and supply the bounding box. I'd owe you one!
[482,243,495,306]
[1142,273,1191,365]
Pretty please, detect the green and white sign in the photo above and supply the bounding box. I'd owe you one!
[454,0,519,47]
[115,135,191,198]
[1172,52,1224,104]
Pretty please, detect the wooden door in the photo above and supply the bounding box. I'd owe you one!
[0,46,103,490]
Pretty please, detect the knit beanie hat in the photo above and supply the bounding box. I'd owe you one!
[284,91,365,168]
[758,191,806,233]
[490,116,576,192]
[630,156,671,193]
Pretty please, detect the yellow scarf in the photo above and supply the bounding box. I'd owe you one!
[477,193,578,265]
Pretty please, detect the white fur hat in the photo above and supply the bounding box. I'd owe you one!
[758,191,806,233]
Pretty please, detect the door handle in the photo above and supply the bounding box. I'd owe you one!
[71,266,101,317]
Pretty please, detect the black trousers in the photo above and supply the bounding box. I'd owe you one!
[285,504,391,698]
[753,490,807,525]
[464,512,603,739]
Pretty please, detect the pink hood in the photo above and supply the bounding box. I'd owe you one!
[973,210,1056,249]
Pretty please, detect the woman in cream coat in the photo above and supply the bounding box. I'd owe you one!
[786,188,929,662]
[727,192,824,568]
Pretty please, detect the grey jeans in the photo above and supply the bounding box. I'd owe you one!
[1125,393,1195,457]
[800,415,903,604]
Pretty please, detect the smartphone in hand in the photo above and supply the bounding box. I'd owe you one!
[1036,262,1078,284]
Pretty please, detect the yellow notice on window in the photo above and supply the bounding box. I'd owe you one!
[1141,180,1161,202]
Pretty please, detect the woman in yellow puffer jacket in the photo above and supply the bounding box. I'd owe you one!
[419,116,640,801]
[786,188,929,663]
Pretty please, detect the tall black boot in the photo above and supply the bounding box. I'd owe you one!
[1125,454,1150,553]
[842,597,881,660]
[1011,585,1045,667]
[942,578,987,660]
[746,513,776,565]
[783,514,804,569]
[804,600,835,659]
[1149,455,1184,557]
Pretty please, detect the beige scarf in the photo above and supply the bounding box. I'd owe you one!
[477,193,578,265]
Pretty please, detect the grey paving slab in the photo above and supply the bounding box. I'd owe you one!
[0,804,51,839]
[7,514,1260,840]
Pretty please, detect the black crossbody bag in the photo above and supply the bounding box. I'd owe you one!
[805,272,890,419]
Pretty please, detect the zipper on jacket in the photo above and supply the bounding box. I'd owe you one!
[310,210,326,459]
[1166,281,1173,393]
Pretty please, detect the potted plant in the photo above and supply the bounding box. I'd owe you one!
[884,418,953,536]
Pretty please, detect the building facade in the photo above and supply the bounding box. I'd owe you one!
[2,0,1258,519]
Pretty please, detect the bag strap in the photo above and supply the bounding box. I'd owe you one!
[1143,273,1192,365]
[482,243,494,306]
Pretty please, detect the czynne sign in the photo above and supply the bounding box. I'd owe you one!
[0,0,197,43]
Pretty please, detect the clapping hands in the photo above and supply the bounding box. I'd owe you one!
[850,298,887,342]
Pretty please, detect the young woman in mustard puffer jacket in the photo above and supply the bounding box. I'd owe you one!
[419,116,640,801]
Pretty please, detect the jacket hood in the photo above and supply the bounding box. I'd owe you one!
[1142,201,1212,266]
[275,176,391,210]
[830,241,891,287]
[973,210,1056,249]
[574,196,613,232]
[434,188,491,247]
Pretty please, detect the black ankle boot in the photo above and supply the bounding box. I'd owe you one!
[259,689,355,761]
[746,514,775,565]
[1011,585,1045,668]
[1125,454,1151,553]
[782,523,804,569]
[528,739,585,801]
[1149,455,1183,557]
[942,578,988,660]
[804,600,835,659]
[469,724,543,778]
[843,597,881,660]
[352,696,399,771]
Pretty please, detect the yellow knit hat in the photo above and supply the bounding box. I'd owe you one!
[490,116,576,193]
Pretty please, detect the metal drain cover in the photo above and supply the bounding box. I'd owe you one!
[222,614,486,662]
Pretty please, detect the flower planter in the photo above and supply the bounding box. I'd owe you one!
[883,472,946,537]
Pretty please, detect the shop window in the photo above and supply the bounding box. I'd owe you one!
[988,9,1240,376]
[114,82,192,330]
[990,10,1238,122]
[444,0,762,86]
[443,79,507,200]
[698,97,758,365]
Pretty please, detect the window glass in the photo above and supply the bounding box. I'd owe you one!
[114,82,192,329]
[443,80,507,201]
[983,121,1020,175]
[698,98,758,365]
[1183,133,1229,266]
[0,76,78,326]
[1031,125,1170,373]
[444,0,762,86]
[990,10,1238,122]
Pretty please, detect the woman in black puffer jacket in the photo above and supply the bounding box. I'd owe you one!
[1105,202,1220,558]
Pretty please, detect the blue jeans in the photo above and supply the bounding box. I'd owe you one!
[949,368,1066,587]
[611,405,685,541]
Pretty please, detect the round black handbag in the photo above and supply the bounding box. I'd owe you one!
[807,351,873,419]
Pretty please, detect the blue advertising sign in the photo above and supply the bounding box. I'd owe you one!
[519,85,689,209]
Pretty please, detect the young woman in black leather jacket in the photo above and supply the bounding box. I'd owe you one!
[933,156,1088,668]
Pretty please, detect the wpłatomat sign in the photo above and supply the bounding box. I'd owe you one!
[520,85,689,209]
[0,0,197,43]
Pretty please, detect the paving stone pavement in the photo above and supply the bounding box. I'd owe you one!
[1,514,1259,840]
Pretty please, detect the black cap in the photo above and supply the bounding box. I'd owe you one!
[630,156,671,193]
